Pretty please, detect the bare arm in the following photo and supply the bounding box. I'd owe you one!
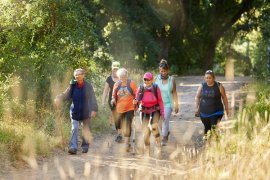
[195,85,202,115]
[219,84,229,116]
[172,77,179,113]
[102,82,110,107]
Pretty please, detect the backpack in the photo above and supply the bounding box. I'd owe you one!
[137,83,158,102]
[115,79,135,99]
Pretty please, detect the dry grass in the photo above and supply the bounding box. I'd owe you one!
[186,109,270,179]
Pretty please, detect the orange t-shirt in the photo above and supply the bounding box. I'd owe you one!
[112,80,137,113]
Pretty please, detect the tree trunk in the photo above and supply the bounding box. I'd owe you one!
[201,40,218,71]
[225,52,235,81]
[159,37,170,61]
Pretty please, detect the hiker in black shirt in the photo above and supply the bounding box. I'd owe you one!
[102,61,120,131]
[195,70,229,136]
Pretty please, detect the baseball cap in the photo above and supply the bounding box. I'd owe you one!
[111,61,120,69]
[143,72,153,80]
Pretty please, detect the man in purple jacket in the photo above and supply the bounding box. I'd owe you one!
[54,68,98,154]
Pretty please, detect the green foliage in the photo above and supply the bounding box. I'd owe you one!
[246,82,270,117]
[0,128,24,162]
[90,106,111,134]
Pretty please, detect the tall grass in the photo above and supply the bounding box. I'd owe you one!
[0,71,115,172]
[188,81,270,179]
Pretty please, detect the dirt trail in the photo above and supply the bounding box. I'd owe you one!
[2,76,252,180]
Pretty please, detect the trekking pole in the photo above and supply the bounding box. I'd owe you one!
[132,101,137,155]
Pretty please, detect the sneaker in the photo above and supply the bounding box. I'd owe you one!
[82,149,88,153]
[68,148,77,155]
[115,134,122,143]
[161,138,167,146]
[161,131,170,146]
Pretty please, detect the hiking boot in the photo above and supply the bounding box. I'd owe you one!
[68,148,77,155]
[161,131,170,146]
[115,134,123,143]
[82,149,88,153]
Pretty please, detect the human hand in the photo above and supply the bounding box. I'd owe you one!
[161,115,165,121]
[226,109,229,117]
[54,98,60,108]
[133,99,138,105]
[194,108,200,117]
[111,99,116,106]
[174,105,179,114]
[91,111,97,118]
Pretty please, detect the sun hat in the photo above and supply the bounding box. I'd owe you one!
[111,61,120,69]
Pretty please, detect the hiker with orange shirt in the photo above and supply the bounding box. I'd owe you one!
[111,68,138,152]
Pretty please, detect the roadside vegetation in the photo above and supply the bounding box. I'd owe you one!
[1,0,270,178]
[188,81,270,179]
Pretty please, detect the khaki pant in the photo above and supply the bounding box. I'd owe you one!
[141,111,160,146]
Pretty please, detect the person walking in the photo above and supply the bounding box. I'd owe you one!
[54,68,98,154]
[155,59,179,146]
[111,68,137,152]
[195,70,229,137]
[102,61,120,133]
[134,72,164,152]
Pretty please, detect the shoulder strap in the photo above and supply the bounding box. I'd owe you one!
[216,81,222,94]
[116,80,121,94]
[127,79,135,98]
[153,83,158,99]
[138,84,144,101]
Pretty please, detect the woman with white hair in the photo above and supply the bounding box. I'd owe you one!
[111,68,137,152]
[54,68,98,154]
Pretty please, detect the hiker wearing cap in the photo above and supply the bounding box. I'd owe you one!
[195,70,229,137]
[111,68,137,152]
[102,61,120,133]
[134,72,164,152]
[54,68,98,154]
[155,59,179,146]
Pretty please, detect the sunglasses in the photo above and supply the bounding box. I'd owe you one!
[144,78,151,81]
[159,63,168,68]
[205,70,214,74]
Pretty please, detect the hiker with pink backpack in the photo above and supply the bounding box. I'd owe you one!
[133,72,164,153]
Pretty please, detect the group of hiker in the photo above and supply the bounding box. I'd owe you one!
[54,59,229,155]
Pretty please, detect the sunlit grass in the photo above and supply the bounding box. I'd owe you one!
[187,82,270,179]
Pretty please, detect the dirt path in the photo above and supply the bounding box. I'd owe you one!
[2,76,251,180]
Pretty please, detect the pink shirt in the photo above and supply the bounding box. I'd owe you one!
[135,85,164,119]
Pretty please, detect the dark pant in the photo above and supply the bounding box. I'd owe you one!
[200,115,223,135]
[116,110,134,137]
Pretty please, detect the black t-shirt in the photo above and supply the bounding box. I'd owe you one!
[106,75,116,103]
[199,82,224,114]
